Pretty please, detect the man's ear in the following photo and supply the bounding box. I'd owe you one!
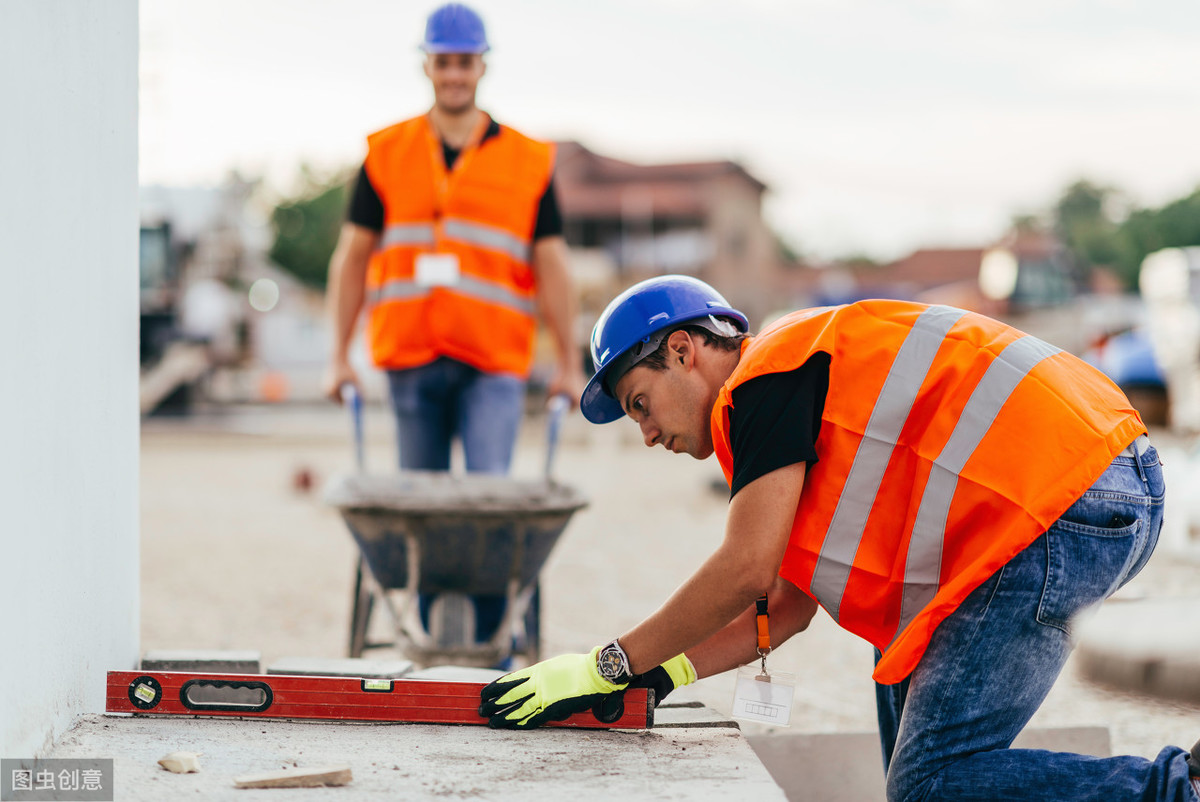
[666,329,695,368]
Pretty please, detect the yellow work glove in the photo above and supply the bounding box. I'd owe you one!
[478,646,625,729]
[627,653,697,706]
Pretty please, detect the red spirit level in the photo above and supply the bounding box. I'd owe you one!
[106,671,653,730]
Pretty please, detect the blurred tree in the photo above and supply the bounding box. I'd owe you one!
[268,165,355,289]
[1050,180,1200,290]
[1053,179,1125,285]
[1111,186,1200,287]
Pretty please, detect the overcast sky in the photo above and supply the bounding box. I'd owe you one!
[140,0,1200,260]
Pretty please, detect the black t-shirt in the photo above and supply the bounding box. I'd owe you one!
[346,118,564,240]
[727,353,831,499]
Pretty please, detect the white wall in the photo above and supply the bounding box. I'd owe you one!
[0,1,140,757]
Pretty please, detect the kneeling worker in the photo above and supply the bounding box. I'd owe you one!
[480,275,1200,802]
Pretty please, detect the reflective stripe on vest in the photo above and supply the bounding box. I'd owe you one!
[369,275,537,316]
[381,223,436,249]
[808,305,1061,638]
[442,218,532,263]
[378,219,532,263]
[891,330,1060,640]
[810,305,965,621]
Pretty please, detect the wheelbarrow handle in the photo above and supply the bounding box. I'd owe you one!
[544,393,569,481]
[340,383,365,472]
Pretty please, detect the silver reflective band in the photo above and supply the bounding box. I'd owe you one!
[368,276,535,317]
[369,281,428,305]
[891,333,1060,641]
[380,223,436,249]
[455,275,536,315]
[442,218,532,263]
[810,305,966,623]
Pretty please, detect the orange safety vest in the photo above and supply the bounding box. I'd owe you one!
[362,113,555,376]
[710,300,1146,684]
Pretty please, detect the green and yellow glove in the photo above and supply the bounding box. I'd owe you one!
[478,646,626,729]
[627,653,697,706]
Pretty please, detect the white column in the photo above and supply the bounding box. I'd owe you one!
[0,0,140,757]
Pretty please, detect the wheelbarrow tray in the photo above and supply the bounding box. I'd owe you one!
[324,471,587,666]
[324,471,587,597]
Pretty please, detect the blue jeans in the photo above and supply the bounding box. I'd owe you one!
[387,358,527,647]
[875,444,1195,802]
[386,357,525,474]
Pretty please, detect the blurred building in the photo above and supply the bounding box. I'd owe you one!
[138,180,340,410]
[778,227,1074,319]
[554,141,785,329]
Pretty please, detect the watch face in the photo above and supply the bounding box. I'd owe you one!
[598,644,630,682]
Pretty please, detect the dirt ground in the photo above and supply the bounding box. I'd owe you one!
[140,403,1200,757]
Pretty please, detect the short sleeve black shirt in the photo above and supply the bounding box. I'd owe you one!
[726,353,831,499]
[346,118,563,240]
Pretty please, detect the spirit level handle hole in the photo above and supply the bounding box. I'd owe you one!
[180,679,273,712]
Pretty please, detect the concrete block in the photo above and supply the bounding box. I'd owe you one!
[140,649,260,674]
[1075,597,1200,704]
[747,727,1110,802]
[266,657,413,679]
[654,703,739,729]
[50,713,789,800]
[405,665,506,683]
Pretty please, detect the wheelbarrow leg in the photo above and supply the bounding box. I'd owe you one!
[348,556,375,658]
[521,584,542,663]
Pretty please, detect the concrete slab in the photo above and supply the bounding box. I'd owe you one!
[266,657,414,678]
[141,650,261,674]
[46,714,786,801]
[1075,597,1200,704]
[655,703,739,729]
[405,665,506,682]
[746,727,1111,802]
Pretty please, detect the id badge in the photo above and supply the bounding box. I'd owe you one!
[415,253,460,287]
[731,663,796,726]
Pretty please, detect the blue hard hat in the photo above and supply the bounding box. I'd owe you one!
[581,275,749,424]
[421,3,490,54]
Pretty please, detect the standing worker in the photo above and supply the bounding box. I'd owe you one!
[324,3,583,646]
[480,276,1200,802]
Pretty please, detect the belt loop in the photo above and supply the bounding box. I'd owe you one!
[1130,435,1150,490]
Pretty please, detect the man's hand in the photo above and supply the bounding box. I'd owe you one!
[546,366,586,410]
[478,647,625,729]
[322,358,359,404]
[627,653,697,707]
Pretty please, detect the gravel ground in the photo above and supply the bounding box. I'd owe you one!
[140,405,1200,760]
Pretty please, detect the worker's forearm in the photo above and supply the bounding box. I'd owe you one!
[617,463,807,676]
[618,542,777,675]
[532,238,581,373]
[326,235,370,360]
[684,575,818,679]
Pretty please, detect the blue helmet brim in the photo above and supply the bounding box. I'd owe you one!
[580,365,627,424]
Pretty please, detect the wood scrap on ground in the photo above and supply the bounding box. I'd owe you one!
[233,765,353,789]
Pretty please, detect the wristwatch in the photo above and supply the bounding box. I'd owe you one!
[596,639,634,684]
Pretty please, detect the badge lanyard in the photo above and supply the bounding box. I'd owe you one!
[731,592,797,726]
[755,593,771,676]
[415,112,489,287]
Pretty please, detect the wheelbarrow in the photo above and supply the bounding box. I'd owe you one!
[323,391,587,669]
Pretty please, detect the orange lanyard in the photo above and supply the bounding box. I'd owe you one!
[425,111,490,231]
[755,594,770,660]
